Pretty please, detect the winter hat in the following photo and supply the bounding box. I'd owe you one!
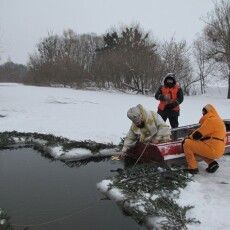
[127,104,143,124]
[164,73,176,87]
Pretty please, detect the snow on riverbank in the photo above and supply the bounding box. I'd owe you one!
[0,83,229,145]
[0,83,230,229]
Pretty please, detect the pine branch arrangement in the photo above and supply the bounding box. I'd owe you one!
[109,164,200,229]
[0,208,14,230]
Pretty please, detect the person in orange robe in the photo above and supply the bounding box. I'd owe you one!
[183,104,226,174]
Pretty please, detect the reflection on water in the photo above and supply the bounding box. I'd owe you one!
[0,149,142,230]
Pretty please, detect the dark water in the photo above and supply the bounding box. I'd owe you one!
[0,148,142,230]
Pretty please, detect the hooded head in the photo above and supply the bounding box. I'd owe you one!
[202,107,208,116]
[127,104,145,128]
[200,104,220,124]
[202,104,218,116]
[164,73,176,88]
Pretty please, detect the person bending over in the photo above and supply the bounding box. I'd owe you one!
[119,104,171,158]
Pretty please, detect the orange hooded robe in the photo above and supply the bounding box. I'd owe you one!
[183,104,226,169]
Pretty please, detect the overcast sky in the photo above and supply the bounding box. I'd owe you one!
[0,0,215,64]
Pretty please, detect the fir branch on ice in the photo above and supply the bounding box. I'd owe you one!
[0,208,14,230]
[0,131,116,152]
[0,131,119,166]
[106,163,200,229]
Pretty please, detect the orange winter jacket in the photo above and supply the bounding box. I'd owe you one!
[158,84,181,111]
[190,104,226,157]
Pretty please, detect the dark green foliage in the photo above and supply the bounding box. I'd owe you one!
[0,133,16,148]
[0,131,116,152]
[63,157,109,168]
[109,164,200,229]
[103,32,119,50]
[0,209,14,230]
[0,131,117,169]
[146,197,200,230]
[117,137,125,150]
[92,25,163,93]
[113,164,191,195]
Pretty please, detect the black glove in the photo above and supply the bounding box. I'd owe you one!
[192,131,203,140]
[159,95,166,101]
[165,102,178,110]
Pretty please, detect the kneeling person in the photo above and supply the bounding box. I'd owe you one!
[183,104,226,174]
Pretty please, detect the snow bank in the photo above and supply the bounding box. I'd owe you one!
[1,83,230,229]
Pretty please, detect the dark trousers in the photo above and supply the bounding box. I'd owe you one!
[158,109,179,128]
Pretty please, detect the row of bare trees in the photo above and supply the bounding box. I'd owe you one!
[25,25,194,94]
[1,0,229,98]
[0,60,27,82]
[26,30,102,87]
[193,0,230,98]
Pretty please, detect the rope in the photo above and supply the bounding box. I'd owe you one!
[132,141,150,167]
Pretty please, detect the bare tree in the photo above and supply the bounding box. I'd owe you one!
[193,36,215,94]
[58,29,83,86]
[0,27,2,62]
[0,60,27,82]
[26,30,94,87]
[76,33,103,72]
[27,32,60,85]
[160,38,193,95]
[203,0,230,98]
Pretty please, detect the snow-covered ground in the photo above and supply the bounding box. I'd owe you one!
[0,83,229,144]
[0,83,230,229]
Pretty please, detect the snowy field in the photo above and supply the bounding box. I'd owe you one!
[0,83,230,229]
[0,83,229,144]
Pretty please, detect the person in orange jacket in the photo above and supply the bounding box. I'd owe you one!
[182,104,226,174]
[155,73,184,128]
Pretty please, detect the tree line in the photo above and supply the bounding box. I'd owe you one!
[0,60,27,82]
[0,0,230,98]
[24,26,194,94]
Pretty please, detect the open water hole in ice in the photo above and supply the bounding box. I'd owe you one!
[0,148,143,230]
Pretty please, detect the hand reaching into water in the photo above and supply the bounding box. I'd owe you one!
[111,151,127,160]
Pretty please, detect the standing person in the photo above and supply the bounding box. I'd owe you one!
[118,104,171,158]
[183,104,226,174]
[155,73,184,128]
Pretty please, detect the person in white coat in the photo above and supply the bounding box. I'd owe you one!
[119,104,171,158]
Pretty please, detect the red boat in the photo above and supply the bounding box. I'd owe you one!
[126,120,230,164]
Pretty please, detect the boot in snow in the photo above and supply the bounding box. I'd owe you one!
[206,161,219,173]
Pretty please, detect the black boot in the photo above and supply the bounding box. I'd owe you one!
[206,161,219,173]
[183,168,199,175]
